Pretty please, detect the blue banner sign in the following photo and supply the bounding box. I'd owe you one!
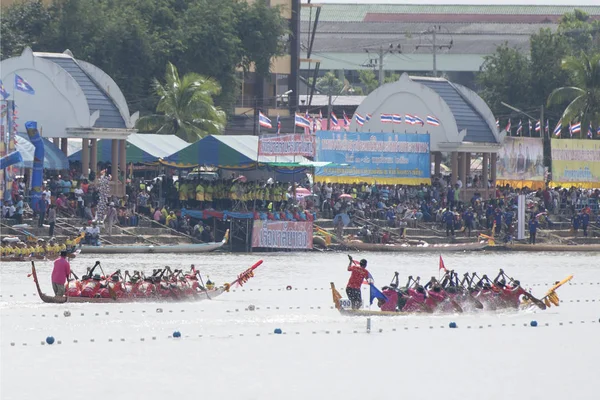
[315,131,431,184]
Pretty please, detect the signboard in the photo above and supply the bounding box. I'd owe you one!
[497,137,545,182]
[258,134,316,157]
[551,139,600,187]
[314,131,430,185]
[251,220,313,249]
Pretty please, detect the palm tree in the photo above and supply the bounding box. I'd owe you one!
[136,62,227,142]
[547,53,600,138]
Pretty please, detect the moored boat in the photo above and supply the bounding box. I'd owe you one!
[344,240,488,252]
[80,230,229,254]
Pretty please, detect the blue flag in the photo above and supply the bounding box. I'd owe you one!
[369,283,387,305]
[15,74,35,95]
[0,80,9,99]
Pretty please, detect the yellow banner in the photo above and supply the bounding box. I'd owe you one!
[551,139,600,188]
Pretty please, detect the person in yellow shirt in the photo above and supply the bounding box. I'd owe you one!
[205,183,214,207]
[178,181,188,208]
[195,182,205,208]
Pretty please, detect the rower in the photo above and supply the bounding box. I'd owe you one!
[346,255,370,310]
[51,251,71,297]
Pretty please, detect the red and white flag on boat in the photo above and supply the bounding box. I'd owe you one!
[439,255,447,271]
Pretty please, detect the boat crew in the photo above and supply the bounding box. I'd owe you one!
[346,256,369,309]
[51,251,71,297]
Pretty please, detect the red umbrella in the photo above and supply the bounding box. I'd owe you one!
[296,187,311,196]
[339,194,353,200]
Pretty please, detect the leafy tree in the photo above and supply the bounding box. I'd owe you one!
[315,72,345,95]
[547,53,600,138]
[136,62,226,142]
[558,10,600,54]
[0,0,54,59]
[384,73,400,84]
[476,43,532,116]
[358,70,378,94]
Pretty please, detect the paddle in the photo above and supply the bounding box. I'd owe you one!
[194,267,211,300]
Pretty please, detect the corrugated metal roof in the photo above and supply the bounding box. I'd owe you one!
[301,4,600,22]
[412,77,495,143]
[37,56,127,129]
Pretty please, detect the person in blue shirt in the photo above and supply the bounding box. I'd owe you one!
[447,187,455,210]
[443,208,455,237]
[485,204,494,229]
[462,207,474,237]
[529,217,539,244]
[581,210,590,237]
[572,213,581,236]
[494,208,503,235]
[504,209,514,234]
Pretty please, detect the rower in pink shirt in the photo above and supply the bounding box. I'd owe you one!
[51,251,71,297]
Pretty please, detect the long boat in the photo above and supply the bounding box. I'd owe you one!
[501,243,600,252]
[330,275,573,317]
[80,230,229,254]
[0,249,80,263]
[344,240,488,252]
[31,258,263,304]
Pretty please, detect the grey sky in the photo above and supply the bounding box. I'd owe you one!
[303,0,599,5]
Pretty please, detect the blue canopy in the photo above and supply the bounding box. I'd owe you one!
[15,132,69,170]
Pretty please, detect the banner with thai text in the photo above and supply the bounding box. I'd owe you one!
[497,137,545,182]
[551,139,600,187]
[314,131,430,184]
[251,220,313,249]
[258,134,316,157]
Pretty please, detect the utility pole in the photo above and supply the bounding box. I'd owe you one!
[364,43,402,87]
[416,25,453,77]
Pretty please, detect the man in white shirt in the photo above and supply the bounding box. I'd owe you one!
[456,179,463,189]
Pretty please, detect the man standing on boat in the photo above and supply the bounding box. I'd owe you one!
[51,251,71,296]
[346,256,369,309]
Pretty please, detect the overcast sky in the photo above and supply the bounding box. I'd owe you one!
[303,0,599,5]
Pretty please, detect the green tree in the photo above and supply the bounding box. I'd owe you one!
[547,53,600,138]
[315,72,345,95]
[384,73,400,84]
[358,70,378,94]
[558,10,600,55]
[136,62,226,142]
[476,43,532,116]
[0,0,54,59]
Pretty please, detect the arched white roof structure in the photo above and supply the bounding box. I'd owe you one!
[0,47,137,139]
[353,73,504,153]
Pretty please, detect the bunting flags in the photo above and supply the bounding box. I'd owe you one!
[392,114,402,124]
[405,114,416,125]
[427,115,441,126]
[258,111,272,129]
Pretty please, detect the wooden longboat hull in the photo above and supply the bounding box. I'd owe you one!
[30,261,226,304]
[503,244,600,252]
[345,240,488,252]
[1,251,78,263]
[80,231,229,254]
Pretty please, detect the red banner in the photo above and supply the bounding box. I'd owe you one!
[258,134,316,157]
[251,220,313,249]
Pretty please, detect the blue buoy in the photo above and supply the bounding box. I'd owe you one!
[274,328,282,334]
[530,320,538,327]
[449,322,457,329]
[46,336,55,345]
[173,331,181,338]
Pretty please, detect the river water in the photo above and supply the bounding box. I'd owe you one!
[1,251,599,400]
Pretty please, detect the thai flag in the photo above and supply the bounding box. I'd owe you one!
[545,120,549,135]
[276,115,281,134]
[365,113,372,122]
[570,122,581,135]
[535,120,541,132]
[259,111,272,129]
[587,124,593,139]
[330,112,339,126]
[392,114,402,124]
[505,119,511,134]
[413,115,425,126]
[295,113,311,129]
[554,120,562,137]
[405,114,416,125]
[380,114,393,123]
[427,115,440,126]
[516,120,523,136]
[14,74,35,94]
[318,110,323,122]
[528,120,533,135]
[312,118,317,134]
[495,119,499,128]
[0,80,9,99]
[355,113,365,126]
[343,111,351,127]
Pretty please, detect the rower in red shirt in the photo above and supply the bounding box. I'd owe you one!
[346,256,369,309]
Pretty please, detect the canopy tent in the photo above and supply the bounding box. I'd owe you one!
[68,134,188,164]
[14,132,69,170]
[161,135,313,170]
